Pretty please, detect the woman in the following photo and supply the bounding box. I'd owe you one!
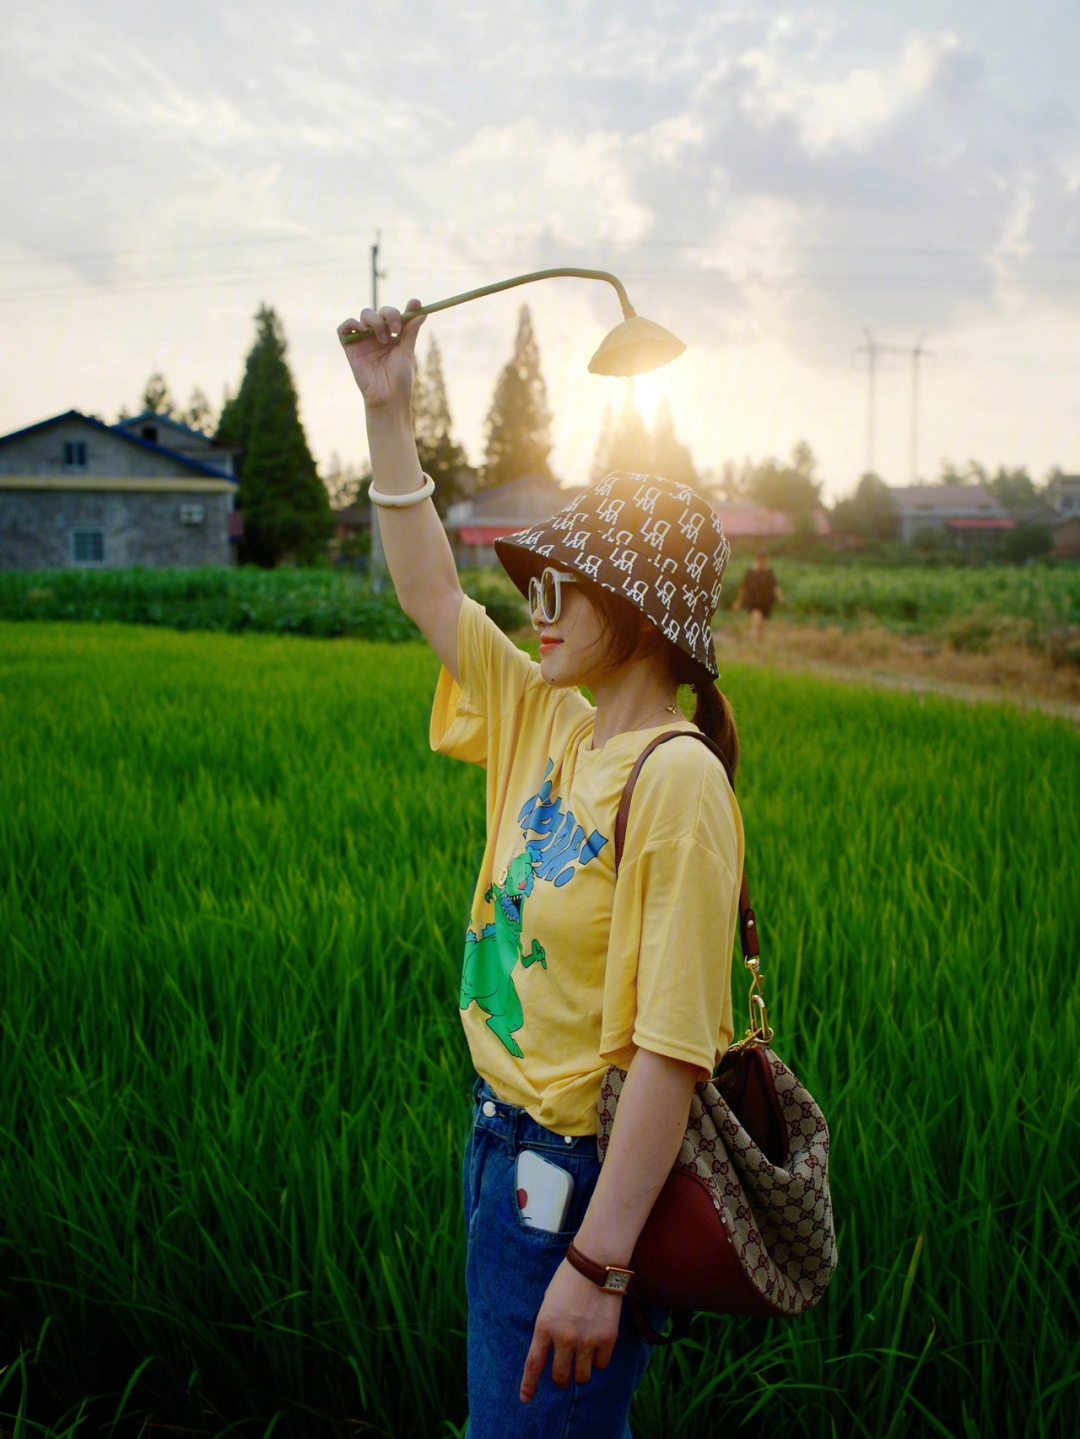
[338,301,744,1439]
[733,550,784,645]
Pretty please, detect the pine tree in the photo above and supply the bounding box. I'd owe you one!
[142,371,176,417]
[481,306,553,491]
[185,387,215,435]
[650,398,698,487]
[413,337,475,515]
[216,304,333,567]
[591,393,652,478]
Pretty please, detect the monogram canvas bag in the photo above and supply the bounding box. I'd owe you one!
[596,731,837,1342]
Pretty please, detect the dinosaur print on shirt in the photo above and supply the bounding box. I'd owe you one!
[459,760,609,1057]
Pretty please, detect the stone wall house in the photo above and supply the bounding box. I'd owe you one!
[0,410,240,570]
[888,485,1014,546]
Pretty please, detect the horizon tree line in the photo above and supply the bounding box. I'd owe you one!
[129,305,1065,566]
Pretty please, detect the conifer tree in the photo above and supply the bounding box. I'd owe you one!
[216,304,333,567]
[650,398,699,487]
[591,393,652,477]
[413,337,475,514]
[142,371,177,417]
[481,306,553,490]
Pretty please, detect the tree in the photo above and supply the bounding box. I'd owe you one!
[986,466,1038,511]
[481,306,553,490]
[216,303,333,567]
[650,398,698,487]
[937,458,986,487]
[323,453,367,510]
[744,442,821,516]
[185,387,215,435]
[142,371,177,417]
[413,336,475,514]
[591,394,652,478]
[831,472,899,542]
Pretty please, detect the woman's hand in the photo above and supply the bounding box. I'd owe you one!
[336,300,425,412]
[519,1258,622,1403]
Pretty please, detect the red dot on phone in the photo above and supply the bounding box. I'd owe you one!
[517,1188,528,1209]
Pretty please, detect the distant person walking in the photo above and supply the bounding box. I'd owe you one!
[733,551,783,644]
[338,299,742,1438]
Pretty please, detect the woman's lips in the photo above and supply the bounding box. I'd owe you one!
[539,638,563,653]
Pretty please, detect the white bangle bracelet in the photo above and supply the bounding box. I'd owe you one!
[368,473,435,508]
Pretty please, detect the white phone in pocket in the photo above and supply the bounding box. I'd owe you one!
[515,1150,574,1233]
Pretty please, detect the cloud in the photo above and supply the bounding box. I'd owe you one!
[3,0,1080,490]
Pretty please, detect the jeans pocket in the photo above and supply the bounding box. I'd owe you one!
[510,1143,597,1243]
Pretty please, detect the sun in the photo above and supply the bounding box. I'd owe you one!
[631,371,666,427]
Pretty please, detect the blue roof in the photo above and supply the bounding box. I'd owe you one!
[0,409,237,482]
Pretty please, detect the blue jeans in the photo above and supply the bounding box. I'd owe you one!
[463,1078,665,1439]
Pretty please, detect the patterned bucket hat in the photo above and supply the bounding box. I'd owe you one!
[494,472,730,679]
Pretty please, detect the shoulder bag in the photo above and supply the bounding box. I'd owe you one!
[594,729,837,1343]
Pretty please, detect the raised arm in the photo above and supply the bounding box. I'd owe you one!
[337,302,464,682]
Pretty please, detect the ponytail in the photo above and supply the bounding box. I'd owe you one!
[673,652,740,783]
[583,578,740,781]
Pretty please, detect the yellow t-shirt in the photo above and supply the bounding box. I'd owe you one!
[430,596,743,1135]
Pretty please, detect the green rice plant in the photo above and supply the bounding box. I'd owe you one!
[719,558,1080,637]
[1,622,1078,1438]
[0,567,527,639]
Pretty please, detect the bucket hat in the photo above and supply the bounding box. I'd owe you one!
[494,472,730,679]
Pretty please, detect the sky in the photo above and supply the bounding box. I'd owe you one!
[3,0,1080,501]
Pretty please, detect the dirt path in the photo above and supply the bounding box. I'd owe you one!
[722,646,1080,725]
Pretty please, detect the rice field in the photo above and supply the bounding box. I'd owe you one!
[721,558,1080,633]
[1,621,1078,1439]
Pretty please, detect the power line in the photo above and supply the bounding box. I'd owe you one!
[9,258,1080,308]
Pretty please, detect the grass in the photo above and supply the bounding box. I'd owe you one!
[0,566,528,639]
[1,622,1078,1438]
[722,558,1080,636]
[3,560,1078,648]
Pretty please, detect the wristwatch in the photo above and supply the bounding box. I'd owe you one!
[566,1241,634,1296]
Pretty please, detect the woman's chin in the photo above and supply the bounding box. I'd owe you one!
[538,648,582,687]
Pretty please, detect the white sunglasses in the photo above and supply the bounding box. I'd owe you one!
[528,567,579,625]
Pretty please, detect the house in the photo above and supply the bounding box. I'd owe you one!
[0,410,240,570]
[1052,515,1080,561]
[709,504,831,542]
[443,477,585,567]
[888,485,1014,546]
[1048,472,1080,519]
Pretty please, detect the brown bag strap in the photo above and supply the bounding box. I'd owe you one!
[612,729,759,967]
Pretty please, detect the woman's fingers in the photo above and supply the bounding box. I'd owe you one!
[361,306,391,344]
[573,1346,595,1385]
[518,1327,551,1403]
[548,1335,575,1390]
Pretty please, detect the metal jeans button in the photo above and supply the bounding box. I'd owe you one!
[482,1100,497,1117]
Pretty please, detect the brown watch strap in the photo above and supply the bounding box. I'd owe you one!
[566,1242,634,1295]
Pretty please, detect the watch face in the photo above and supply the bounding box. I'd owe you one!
[603,1268,632,1294]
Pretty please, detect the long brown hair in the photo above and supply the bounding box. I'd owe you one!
[585,583,739,782]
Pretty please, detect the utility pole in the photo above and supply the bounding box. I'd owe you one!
[371,233,386,312]
[369,232,388,592]
[908,334,932,483]
[858,329,878,476]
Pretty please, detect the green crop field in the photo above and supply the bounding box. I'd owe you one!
[720,558,1080,634]
[1,621,1078,1439]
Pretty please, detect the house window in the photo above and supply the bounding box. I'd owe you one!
[179,503,206,525]
[63,441,88,470]
[71,530,104,563]
[141,424,158,445]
